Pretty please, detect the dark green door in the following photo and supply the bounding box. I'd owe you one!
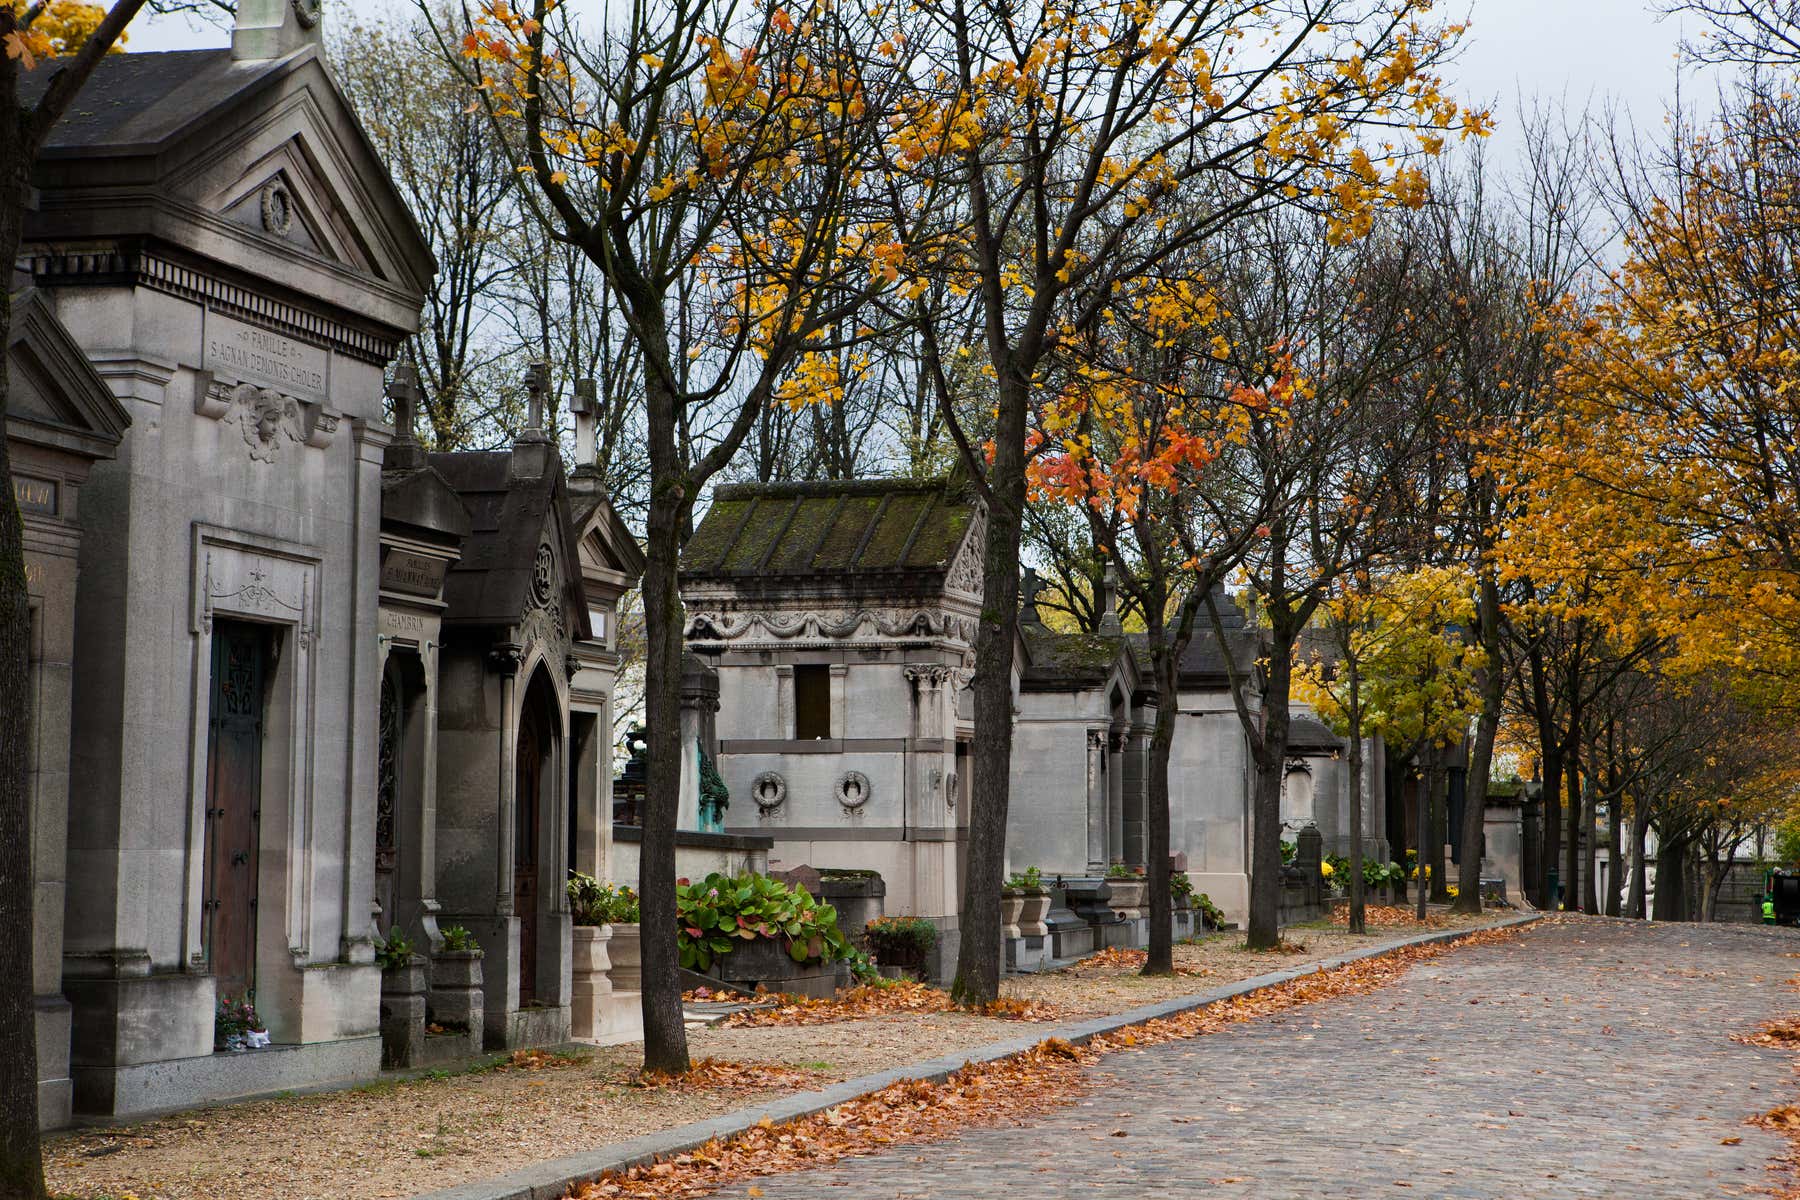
[204,621,265,1004]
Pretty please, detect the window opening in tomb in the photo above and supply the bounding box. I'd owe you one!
[794,664,831,740]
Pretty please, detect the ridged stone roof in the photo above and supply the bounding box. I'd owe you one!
[683,478,977,580]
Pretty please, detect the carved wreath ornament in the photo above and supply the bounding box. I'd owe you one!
[752,771,787,813]
[836,770,872,811]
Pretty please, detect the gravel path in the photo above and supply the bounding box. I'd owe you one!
[706,917,1800,1200]
[43,909,1503,1200]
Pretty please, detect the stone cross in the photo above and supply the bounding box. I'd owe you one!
[388,364,420,443]
[1099,563,1123,635]
[524,359,549,438]
[1020,568,1047,627]
[571,378,597,469]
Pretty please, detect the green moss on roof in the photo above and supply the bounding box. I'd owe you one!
[685,478,977,579]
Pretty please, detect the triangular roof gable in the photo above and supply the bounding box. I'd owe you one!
[30,47,433,328]
[431,450,591,641]
[5,289,130,459]
[573,491,647,584]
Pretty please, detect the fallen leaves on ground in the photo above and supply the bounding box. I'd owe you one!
[631,1058,819,1092]
[569,925,1520,1200]
[720,982,1064,1027]
[1330,904,1458,929]
[1072,947,1216,978]
[498,1049,586,1071]
[1734,1018,1800,1049]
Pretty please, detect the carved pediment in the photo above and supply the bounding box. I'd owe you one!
[4,290,130,458]
[197,133,374,273]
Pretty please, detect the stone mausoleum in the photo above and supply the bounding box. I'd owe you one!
[15,1,641,1126]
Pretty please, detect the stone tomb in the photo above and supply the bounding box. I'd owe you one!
[22,0,436,1118]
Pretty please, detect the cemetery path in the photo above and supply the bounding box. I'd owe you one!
[707,917,1800,1199]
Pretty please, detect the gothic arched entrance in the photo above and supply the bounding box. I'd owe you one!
[514,668,558,1005]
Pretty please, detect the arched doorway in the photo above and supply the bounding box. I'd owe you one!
[514,668,558,1006]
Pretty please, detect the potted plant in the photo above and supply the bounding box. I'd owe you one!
[864,915,937,980]
[1007,867,1052,937]
[1169,870,1195,909]
[581,882,641,991]
[428,924,486,1048]
[1104,861,1147,920]
[566,872,617,1038]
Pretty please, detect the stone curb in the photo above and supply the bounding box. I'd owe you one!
[413,914,1542,1200]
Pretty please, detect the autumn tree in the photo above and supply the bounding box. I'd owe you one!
[1,5,159,1191]
[1297,565,1485,927]
[871,0,1481,989]
[452,0,922,1071]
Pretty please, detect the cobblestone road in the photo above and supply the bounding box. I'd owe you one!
[711,918,1800,1199]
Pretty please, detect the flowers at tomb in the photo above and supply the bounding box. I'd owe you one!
[213,992,268,1053]
[568,872,641,926]
[676,871,851,972]
[439,924,483,953]
[1194,893,1227,930]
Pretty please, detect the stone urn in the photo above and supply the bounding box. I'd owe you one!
[1001,888,1025,939]
[570,924,614,1040]
[1018,889,1052,938]
[1105,876,1147,921]
[607,923,643,992]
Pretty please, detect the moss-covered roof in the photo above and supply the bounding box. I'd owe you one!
[684,478,977,580]
[1021,629,1133,690]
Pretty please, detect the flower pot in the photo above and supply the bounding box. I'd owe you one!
[1019,891,1051,938]
[571,924,614,1040]
[607,923,642,992]
[1105,878,1147,921]
[428,948,485,1032]
[1001,889,1025,939]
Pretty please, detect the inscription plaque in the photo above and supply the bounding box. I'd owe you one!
[379,608,430,639]
[13,476,56,516]
[380,550,446,599]
[204,311,328,400]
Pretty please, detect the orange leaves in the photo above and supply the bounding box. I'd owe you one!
[722,982,957,1027]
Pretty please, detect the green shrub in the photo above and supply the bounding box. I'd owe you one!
[376,928,413,971]
[1105,861,1144,879]
[675,871,851,972]
[1194,893,1226,928]
[864,915,938,963]
[439,925,481,954]
[567,872,640,925]
[1169,871,1196,903]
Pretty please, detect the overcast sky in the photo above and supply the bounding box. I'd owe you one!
[124,0,1706,176]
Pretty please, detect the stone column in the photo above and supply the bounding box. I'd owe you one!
[343,418,390,961]
[1107,727,1127,868]
[1086,729,1107,873]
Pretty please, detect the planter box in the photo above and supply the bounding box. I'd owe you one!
[817,872,886,950]
[380,956,428,1071]
[570,925,614,1041]
[428,949,484,1061]
[709,936,845,999]
[607,924,642,992]
[1001,891,1025,939]
[1018,892,1051,938]
[1104,878,1147,921]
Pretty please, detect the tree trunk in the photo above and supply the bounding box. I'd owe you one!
[1626,805,1651,919]
[1454,577,1501,915]
[1414,763,1430,922]
[1427,754,1449,905]
[1699,861,1720,923]
[1604,789,1623,918]
[0,88,48,1199]
[1562,736,1581,912]
[1142,641,1178,975]
[1652,837,1686,922]
[635,380,690,1074]
[950,399,1025,1005]
[1581,775,1599,915]
[1346,671,1366,935]
[1246,635,1294,950]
